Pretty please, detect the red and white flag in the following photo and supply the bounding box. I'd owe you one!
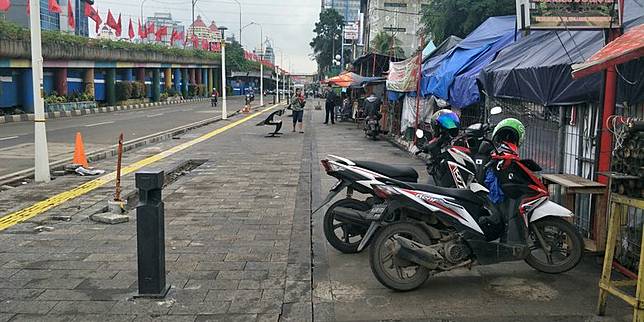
[146,22,155,36]
[106,10,118,30]
[67,0,74,29]
[155,25,167,42]
[0,0,10,12]
[115,14,122,37]
[48,0,61,13]
[138,18,146,39]
[128,18,135,40]
[85,3,101,33]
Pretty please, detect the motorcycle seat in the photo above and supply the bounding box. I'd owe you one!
[354,161,419,182]
[405,183,485,205]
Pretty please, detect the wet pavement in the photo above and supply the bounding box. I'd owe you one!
[0,99,632,321]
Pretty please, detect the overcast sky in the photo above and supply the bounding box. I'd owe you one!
[94,0,320,74]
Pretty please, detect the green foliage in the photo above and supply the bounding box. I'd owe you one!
[371,32,406,59]
[44,92,67,104]
[188,84,198,98]
[310,9,344,73]
[115,81,133,101]
[197,84,207,97]
[166,88,179,97]
[224,40,262,72]
[421,0,515,43]
[160,92,169,101]
[66,91,94,102]
[131,81,146,99]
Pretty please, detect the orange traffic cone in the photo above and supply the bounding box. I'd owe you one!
[72,132,89,168]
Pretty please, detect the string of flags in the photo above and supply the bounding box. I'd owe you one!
[0,0,287,72]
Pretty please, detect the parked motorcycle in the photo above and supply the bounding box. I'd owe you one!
[367,140,583,291]
[317,108,504,254]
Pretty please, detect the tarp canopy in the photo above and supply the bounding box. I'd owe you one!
[421,16,518,106]
[478,0,644,106]
[352,52,403,77]
[423,36,462,62]
[478,30,604,105]
[323,72,386,88]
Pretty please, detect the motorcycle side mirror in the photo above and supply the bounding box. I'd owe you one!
[490,106,503,115]
[415,129,424,139]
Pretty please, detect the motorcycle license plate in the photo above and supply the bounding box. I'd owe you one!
[368,120,377,124]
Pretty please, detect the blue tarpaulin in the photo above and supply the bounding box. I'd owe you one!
[421,16,518,107]
[478,0,644,106]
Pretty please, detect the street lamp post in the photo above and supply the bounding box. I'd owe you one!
[191,0,198,41]
[242,22,264,107]
[29,0,50,182]
[220,26,228,119]
[230,0,241,44]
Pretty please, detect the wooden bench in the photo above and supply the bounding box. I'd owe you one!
[541,173,607,251]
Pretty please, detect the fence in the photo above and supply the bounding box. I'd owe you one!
[485,96,600,239]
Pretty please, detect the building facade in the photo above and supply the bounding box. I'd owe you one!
[185,15,222,46]
[366,0,429,57]
[145,12,185,45]
[322,0,361,22]
[2,0,88,36]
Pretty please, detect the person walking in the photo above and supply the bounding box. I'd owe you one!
[290,88,306,133]
[211,88,219,107]
[324,85,337,125]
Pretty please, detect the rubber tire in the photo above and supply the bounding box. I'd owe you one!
[369,222,431,291]
[323,198,371,254]
[525,217,584,274]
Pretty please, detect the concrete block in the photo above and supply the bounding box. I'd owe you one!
[91,212,130,224]
[10,115,21,122]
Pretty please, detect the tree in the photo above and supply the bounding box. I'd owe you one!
[421,0,515,43]
[225,40,261,72]
[310,9,344,73]
[371,32,405,59]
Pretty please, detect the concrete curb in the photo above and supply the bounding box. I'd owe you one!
[0,98,209,124]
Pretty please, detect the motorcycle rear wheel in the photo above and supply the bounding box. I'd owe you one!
[525,217,584,274]
[323,198,371,253]
[369,222,431,291]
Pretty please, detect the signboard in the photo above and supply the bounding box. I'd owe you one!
[516,0,622,30]
[344,22,360,40]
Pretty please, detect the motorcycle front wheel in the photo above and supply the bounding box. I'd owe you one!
[525,217,584,274]
[323,198,371,253]
[369,222,431,291]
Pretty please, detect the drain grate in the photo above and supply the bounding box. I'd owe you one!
[164,159,208,187]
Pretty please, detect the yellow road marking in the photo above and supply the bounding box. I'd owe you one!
[0,104,279,231]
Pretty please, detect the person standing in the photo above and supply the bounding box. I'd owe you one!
[290,88,306,133]
[324,85,337,125]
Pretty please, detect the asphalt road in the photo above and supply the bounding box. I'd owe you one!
[0,96,256,177]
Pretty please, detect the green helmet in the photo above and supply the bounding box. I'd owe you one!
[492,118,525,146]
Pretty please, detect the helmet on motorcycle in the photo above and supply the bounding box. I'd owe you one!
[492,118,525,147]
[430,109,460,137]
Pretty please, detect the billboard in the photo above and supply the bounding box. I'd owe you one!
[344,22,360,40]
[516,0,622,30]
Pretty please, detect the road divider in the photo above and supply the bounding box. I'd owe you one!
[0,103,280,231]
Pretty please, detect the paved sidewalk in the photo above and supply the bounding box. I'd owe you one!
[0,99,633,322]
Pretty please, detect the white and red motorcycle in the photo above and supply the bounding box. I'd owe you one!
[366,141,584,291]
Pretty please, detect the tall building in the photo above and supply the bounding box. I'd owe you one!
[322,0,361,22]
[2,0,88,36]
[146,12,185,45]
[366,0,429,57]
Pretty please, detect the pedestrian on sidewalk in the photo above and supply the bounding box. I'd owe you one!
[324,84,337,125]
[211,88,219,107]
[290,88,306,133]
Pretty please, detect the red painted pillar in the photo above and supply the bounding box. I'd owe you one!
[189,69,196,84]
[597,29,621,184]
[55,68,68,96]
[136,68,146,83]
[195,68,202,84]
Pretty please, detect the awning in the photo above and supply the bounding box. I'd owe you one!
[322,72,386,88]
[572,24,644,79]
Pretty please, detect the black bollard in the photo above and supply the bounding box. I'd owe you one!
[134,170,170,298]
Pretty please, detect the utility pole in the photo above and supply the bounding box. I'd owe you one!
[220,27,228,119]
[29,0,51,182]
[191,0,198,42]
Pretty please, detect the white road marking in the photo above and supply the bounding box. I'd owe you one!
[0,136,19,141]
[146,113,164,118]
[84,121,114,127]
